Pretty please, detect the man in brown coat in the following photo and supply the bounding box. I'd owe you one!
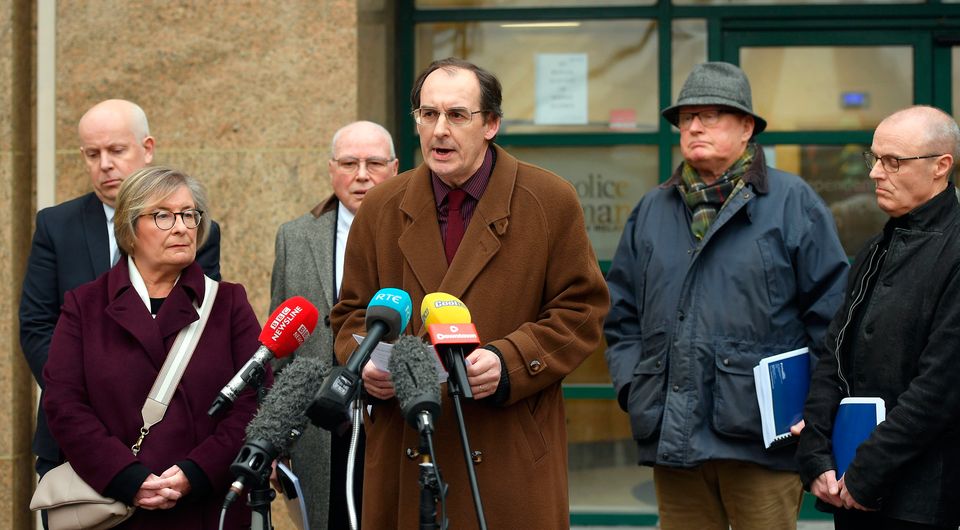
[330,57,609,529]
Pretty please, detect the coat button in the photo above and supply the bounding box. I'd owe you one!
[672,385,680,392]
[722,358,730,366]
[677,311,685,321]
[655,360,662,368]
[529,360,542,372]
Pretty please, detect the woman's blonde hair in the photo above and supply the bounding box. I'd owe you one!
[114,166,211,257]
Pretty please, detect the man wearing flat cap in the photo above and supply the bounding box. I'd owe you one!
[604,62,849,529]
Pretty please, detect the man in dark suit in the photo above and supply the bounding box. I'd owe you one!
[19,99,221,510]
[270,120,398,530]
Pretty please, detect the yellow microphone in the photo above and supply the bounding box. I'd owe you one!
[421,292,471,327]
[419,292,479,398]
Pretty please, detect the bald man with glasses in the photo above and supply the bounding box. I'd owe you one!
[797,106,960,530]
[269,120,398,530]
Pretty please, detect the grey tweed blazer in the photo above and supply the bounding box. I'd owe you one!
[269,194,339,530]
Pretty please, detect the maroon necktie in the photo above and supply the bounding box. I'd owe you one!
[444,189,467,264]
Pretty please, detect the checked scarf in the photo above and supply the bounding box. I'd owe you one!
[679,144,755,240]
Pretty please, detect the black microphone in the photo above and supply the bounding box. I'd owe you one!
[389,335,442,434]
[209,296,319,416]
[224,354,326,508]
[307,288,412,430]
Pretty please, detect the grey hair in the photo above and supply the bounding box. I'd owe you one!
[330,121,396,159]
[114,166,210,257]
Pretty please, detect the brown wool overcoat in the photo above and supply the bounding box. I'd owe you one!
[331,144,609,530]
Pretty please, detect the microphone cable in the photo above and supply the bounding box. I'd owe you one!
[346,397,362,530]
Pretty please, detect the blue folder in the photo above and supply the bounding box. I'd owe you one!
[832,397,886,478]
[753,347,810,449]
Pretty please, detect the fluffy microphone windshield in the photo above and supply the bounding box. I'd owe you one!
[245,354,326,454]
[389,335,442,428]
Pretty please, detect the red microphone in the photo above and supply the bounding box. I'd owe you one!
[208,296,319,416]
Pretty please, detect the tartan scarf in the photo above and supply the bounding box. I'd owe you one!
[679,144,755,240]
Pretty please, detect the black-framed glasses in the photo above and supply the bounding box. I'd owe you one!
[331,157,395,175]
[140,209,203,230]
[677,109,733,130]
[863,151,945,173]
[412,107,484,127]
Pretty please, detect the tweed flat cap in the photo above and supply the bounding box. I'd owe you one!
[661,61,767,135]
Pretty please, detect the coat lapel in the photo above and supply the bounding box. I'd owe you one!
[399,167,448,296]
[439,146,515,298]
[104,261,167,368]
[400,145,515,303]
[306,208,338,308]
[82,193,111,277]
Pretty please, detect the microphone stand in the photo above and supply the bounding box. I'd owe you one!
[245,379,276,530]
[444,365,488,530]
[417,411,447,530]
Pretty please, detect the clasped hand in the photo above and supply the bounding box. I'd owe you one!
[134,465,191,510]
[362,347,501,400]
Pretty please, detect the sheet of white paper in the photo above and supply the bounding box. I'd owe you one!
[353,334,448,383]
[535,53,588,125]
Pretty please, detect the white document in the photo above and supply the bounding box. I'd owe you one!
[352,334,448,383]
[276,461,310,530]
[535,53,588,125]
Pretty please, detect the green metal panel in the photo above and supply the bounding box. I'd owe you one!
[497,132,657,147]
[570,512,660,526]
[563,384,616,400]
[932,34,956,113]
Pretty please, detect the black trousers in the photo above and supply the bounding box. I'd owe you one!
[834,509,957,530]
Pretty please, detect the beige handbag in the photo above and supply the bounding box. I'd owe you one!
[30,277,218,529]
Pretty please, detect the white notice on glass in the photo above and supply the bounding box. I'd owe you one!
[535,53,588,125]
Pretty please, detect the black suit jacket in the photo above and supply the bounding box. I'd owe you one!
[19,191,221,462]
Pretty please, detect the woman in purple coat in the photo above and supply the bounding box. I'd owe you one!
[43,166,267,529]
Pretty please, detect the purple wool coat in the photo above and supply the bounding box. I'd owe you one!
[43,259,268,530]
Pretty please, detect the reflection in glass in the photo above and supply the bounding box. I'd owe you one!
[675,0,918,4]
[567,398,654,514]
[415,20,659,133]
[507,145,658,262]
[418,0,651,7]
[671,19,707,106]
[567,339,612,385]
[789,144,887,256]
[740,46,912,131]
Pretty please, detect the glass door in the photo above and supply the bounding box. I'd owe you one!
[724,29,936,256]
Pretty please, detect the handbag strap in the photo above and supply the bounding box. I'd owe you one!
[131,276,219,455]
